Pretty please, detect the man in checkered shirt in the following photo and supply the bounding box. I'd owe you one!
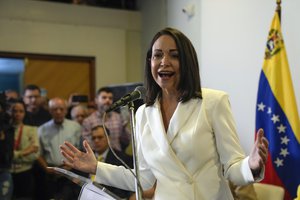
[82,87,130,152]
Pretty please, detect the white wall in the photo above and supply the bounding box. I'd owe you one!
[1,0,299,154]
[0,0,142,89]
[141,0,300,154]
[138,0,167,64]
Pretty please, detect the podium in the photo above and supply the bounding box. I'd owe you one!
[48,167,121,200]
[79,182,121,200]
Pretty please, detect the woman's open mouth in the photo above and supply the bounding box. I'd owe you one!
[158,71,175,78]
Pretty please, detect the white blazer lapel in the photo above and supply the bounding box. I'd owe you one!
[145,99,200,180]
[167,99,199,143]
[146,101,170,152]
[145,99,199,151]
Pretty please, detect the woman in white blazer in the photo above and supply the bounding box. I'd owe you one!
[60,27,269,200]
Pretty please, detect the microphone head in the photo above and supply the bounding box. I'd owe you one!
[134,86,146,100]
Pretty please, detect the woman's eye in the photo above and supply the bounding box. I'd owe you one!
[152,53,163,59]
[171,53,179,58]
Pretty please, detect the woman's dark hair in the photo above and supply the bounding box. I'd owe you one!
[8,98,26,111]
[8,99,26,124]
[144,27,202,106]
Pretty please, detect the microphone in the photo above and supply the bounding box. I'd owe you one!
[105,86,146,113]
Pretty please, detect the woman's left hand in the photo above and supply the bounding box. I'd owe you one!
[248,128,269,176]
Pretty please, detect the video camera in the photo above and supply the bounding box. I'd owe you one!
[0,92,14,170]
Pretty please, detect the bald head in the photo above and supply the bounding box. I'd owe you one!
[49,97,67,124]
[71,105,87,125]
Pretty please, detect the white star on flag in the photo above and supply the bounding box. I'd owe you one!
[271,114,280,124]
[277,124,287,133]
[274,157,284,167]
[281,136,290,145]
[280,148,289,157]
[267,107,272,114]
[258,102,266,111]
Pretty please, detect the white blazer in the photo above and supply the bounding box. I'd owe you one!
[95,88,260,200]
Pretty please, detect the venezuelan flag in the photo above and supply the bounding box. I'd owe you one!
[255,12,300,200]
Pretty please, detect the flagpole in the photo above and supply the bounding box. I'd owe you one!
[276,0,281,22]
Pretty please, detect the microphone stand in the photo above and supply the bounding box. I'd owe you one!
[127,101,143,200]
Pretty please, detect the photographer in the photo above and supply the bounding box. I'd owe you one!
[0,92,14,200]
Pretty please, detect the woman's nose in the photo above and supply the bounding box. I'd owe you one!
[161,55,171,66]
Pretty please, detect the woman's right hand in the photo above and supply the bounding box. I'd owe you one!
[60,140,97,174]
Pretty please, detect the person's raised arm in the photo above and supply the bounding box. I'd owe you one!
[60,140,97,174]
[248,128,269,177]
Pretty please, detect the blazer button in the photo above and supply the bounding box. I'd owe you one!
[187,178,193,184]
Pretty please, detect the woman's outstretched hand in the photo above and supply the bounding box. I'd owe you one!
[248,128,269,176]
[60,140,97,174]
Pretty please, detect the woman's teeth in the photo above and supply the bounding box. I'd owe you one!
[158,72,174,77]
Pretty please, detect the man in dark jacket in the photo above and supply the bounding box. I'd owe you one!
[23,84,51,127]
[90,125,133,199]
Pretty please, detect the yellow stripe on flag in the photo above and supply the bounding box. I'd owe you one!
[262,13,300,143]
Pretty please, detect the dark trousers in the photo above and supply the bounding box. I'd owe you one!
[45,172,81,200]
[12,169,34,199]
[32,161,46,200]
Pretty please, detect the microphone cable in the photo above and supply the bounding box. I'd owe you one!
[102,112,145,196]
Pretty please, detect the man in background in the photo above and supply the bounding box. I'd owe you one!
[90,125,133,199]
[23,84,51,127]
[38,97,82,200]
[70,105,88,126]
[82,87,130,152]
[22,84,51,199]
